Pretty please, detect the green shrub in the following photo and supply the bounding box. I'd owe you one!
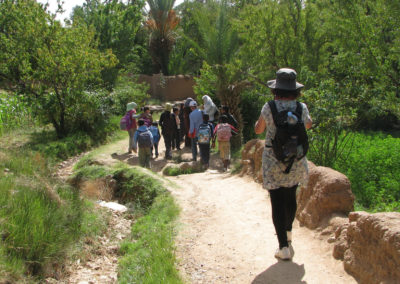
[334,132,400,212]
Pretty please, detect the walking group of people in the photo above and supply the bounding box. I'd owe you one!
[122,67,313,262]
[121,96,239,171]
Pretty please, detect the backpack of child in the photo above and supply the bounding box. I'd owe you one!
[120,112,132,131]
[137,129,153,148]
[217,123,232,141]
[197,123,212,144]
[149,126,160,143]
[268,100,309,174]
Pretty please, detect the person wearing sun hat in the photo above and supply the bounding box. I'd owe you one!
[126,102,138,153]
[254,68,313,261]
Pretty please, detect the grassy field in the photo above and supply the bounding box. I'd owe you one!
[333,131,400,212]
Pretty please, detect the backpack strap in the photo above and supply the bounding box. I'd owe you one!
[268,100,278,126]
[295,101,303,118]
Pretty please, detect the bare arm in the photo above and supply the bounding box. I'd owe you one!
[254,115,266,134]
[305,118,312,130]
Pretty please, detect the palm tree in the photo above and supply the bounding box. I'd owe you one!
[146,0,179,75]
[188,0,246,148]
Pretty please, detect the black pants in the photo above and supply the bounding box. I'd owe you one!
[163,135,172,158]
[199,143,210,166]
[172,129,180,149]
[269,185,298,249]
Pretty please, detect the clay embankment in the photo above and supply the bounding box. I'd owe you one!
[241,139,400,284]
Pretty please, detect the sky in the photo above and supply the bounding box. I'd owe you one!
[37,0,185,22]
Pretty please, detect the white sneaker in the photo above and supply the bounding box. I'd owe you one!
[287,231,292,243]
[275,247,291,260]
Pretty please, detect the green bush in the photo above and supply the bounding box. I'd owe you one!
[334,132,400,212]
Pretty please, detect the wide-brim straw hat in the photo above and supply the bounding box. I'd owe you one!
[267,68,304,90]
[126,102,137,111]
[165,103,172,111]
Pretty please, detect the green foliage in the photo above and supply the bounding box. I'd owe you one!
[118,194,182,284]
[0,0,117,138]
[0,150,104,280]
[28,121,119,161]
[333,132,400,212]
[110,76,150,115]
[0,91,36,135]
[72,0,146,85]
[303,77,357,167]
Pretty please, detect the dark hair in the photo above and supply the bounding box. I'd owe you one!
[173,107,178,113]
[272,88,301,100]
[222,105,229,113]
[203,113,209,122]
[143,106,150,112]
[220,115,228,123]
[152,121,158,127]
[138,119,145,126]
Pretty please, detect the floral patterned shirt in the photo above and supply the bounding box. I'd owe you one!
[260,100,312,190]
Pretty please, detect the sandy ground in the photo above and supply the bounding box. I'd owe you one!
[55,134,357,283]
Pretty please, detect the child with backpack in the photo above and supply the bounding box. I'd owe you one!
[197,113,214,169]
[133,119,154,168]
[212,115,238,171]
[149,121,161,159]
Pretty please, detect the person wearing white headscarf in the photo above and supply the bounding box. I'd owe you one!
[202,95,217,122]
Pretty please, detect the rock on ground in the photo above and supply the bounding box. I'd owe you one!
[332,211,400,284]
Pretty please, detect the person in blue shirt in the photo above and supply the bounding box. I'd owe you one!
[133,119,154,168]
[188,100,204,161]
[149,121,161,158]
[197,113,214,169]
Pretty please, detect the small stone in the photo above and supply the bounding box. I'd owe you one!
[327,236,336,243]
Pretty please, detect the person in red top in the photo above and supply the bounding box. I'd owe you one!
[212,115,238,171]
[126,102,138,154]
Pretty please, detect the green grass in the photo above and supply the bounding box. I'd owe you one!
[0,116,125,163]
[333,131,400,212]
[118,194,182,284]
[0,150,106,282]
[162,164,205,176]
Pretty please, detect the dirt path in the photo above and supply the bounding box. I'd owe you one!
[168,172,355,283]
[58,134,357,283]
[98,134,357,283]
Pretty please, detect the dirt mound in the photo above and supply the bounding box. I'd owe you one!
[296,162,354,229]
[332,211,400,284]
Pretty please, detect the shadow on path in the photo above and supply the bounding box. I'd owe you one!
[252,261,306,284]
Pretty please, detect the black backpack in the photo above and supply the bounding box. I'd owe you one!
[268,100,309,174]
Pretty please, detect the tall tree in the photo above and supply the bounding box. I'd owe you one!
[146,0,180,75]
[72,0,146,86]
[0,0,117,138]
